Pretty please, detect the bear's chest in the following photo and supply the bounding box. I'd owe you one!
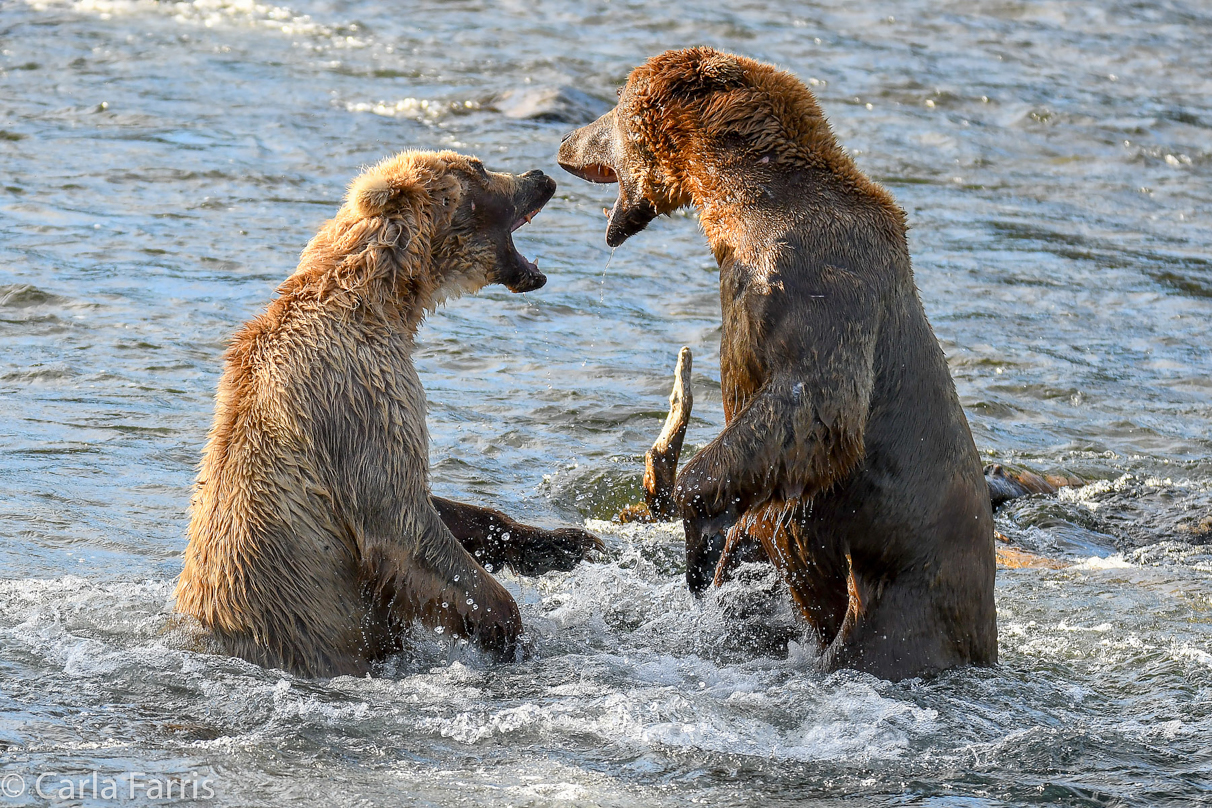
[718,262,772,421]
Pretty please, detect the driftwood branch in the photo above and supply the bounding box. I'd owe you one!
[985,463,1084,509]
[617,347,693,523]
[644,346,693,519]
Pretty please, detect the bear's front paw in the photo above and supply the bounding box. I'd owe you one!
[512,527,603,576]
[469,591,524,663]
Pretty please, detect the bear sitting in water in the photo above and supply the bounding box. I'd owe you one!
[559,48,997,680]
[175,150,600,677]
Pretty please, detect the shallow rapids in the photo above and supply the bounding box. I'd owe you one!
[1,1,1210,805]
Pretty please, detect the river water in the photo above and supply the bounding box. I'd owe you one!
[1,1,1210,805]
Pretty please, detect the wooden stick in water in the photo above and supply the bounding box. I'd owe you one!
[618,347,692,523]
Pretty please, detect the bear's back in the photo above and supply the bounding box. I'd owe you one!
[176,293,431,675]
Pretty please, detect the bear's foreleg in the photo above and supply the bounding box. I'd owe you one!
[674,374,871,593]
[430,496,602,576]
[675,374,870,520]
[711,505,780,587]
[710,500,850,646]
[364,507,524,662]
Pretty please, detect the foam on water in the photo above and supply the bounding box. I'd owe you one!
[2,519,1210,803]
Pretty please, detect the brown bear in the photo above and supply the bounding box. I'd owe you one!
[559,48,997,680]
[175,150,600,677]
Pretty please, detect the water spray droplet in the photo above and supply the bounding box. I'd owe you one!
[600,247,616,303]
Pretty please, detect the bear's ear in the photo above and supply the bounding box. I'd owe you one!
[698,54,746,88]
[664,52,747,100]
[348,173,400,219]
[346,162,463,222]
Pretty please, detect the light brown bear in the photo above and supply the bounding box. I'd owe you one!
[559,48,997,680]
[175,150,600,677]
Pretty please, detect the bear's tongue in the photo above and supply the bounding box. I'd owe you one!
[514,242,539,273]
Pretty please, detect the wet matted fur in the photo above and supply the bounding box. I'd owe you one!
[559,49,996,680]
[175,150,598,677]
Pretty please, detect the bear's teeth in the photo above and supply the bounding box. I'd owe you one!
[512,209,541,232]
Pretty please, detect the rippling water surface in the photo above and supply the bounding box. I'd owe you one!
[1,1,1210,805]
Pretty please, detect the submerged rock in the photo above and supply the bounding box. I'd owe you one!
[489,86,612,124]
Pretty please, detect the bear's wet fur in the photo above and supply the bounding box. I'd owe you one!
[175,150,599,677]
[559,48,997,680]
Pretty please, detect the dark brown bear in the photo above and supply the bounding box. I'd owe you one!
[559,48,997,680]
[176,151,600,677]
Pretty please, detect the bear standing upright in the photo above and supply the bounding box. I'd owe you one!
[176,151,599,677]
[559,48,996,680]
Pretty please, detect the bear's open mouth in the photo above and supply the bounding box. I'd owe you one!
[508,199,548,275]
[505,227,541,283]
[558,161,655,247]
[510,204,546,233]
[500,180,556,293]
[565,163,618,184]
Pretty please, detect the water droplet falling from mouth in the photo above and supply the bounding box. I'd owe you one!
[600,246,616,304]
